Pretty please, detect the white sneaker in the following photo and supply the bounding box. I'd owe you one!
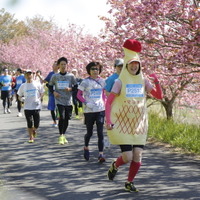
[4,109,7,114]
[7,109,11,113]
[17,112,22,117]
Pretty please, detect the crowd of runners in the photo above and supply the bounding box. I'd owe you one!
[0,39,163,193]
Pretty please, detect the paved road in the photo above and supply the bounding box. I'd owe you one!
[0,105,200,200]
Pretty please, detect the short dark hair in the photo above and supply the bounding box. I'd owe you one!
[3,68,8,72]
[57,57,68,65]
[86,62,102,75]
[36,70,42,74]
[16,68,22,73]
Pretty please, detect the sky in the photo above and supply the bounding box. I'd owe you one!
[1,0,111,35]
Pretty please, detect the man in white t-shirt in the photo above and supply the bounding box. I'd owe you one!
[17,69,44,143]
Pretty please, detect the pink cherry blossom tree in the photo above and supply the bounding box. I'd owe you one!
[0,22,114,78]
[100,0,200,119]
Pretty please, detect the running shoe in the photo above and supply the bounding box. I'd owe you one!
[84,147,90,161]
[125,182,139,192]
[28,138,34,143]
[75,115,80,119]
[63,135,68,144]
[98,154,105,163]
[17,112,22,117]
[78,107,83,113]
[58,135,64,145]
[7,109,11,113]
[108,161,118,180]
[4,109,7,114]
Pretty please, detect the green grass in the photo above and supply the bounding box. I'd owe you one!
[42,87,49,104]
[147,100,200,126]
[148,112,200,155]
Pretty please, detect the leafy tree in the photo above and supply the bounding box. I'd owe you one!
[100,0,200,119]
[25,15,55,33]
[0,8,28,43]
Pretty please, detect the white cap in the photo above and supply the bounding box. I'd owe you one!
[25,69,32,73]
[114,58,124,66]
[71,68,77,72]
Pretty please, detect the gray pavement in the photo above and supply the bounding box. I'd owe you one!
[0,104,200,200]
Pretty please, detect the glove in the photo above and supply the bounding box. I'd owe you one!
[149,73,159,83]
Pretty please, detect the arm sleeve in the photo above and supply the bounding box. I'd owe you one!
[105,93,116,125]
[150,83,163,100]
[148,74,163,100]
[102,89,107,104]
[77,89,86,103]
[48,85,54,94]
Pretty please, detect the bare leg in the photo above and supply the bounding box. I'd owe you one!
[28,127,34,141]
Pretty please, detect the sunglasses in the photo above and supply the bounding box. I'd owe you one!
[90,68,99,71]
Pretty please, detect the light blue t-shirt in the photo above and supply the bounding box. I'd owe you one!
[0,75,12,91]
[15,74,26,90]
[104,73,119,92]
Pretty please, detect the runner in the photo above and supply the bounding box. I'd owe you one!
[39,61,59,127]
[17,69,44,143]
[105,39,163,192]
[48,57,77,145]
[35,70,44,85]
[0,68,12,114]
[104,58,124,96]
[8,70,16,107]
[15,68,26,117]
[71,68,83,119]
[77,62,106,163]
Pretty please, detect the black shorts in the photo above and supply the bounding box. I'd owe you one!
[24,109,40,128]
[84,111,105,125]
[1,90,11,100]
[57,104,73,120]
[120,145,144,152]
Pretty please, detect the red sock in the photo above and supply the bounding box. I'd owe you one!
[127,161,141,182]
[115,156,126,168]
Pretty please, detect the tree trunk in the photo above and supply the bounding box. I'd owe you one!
[162,101,173,120]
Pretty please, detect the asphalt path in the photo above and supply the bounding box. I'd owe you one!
[0,104,200,200]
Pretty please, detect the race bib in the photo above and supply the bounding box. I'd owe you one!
[89,88,102,99]
[26,89,37,97]
[126,84,144,97]
[57,81,69,89]
[17,80,22,84]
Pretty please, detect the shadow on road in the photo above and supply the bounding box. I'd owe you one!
[0,106,200,200]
